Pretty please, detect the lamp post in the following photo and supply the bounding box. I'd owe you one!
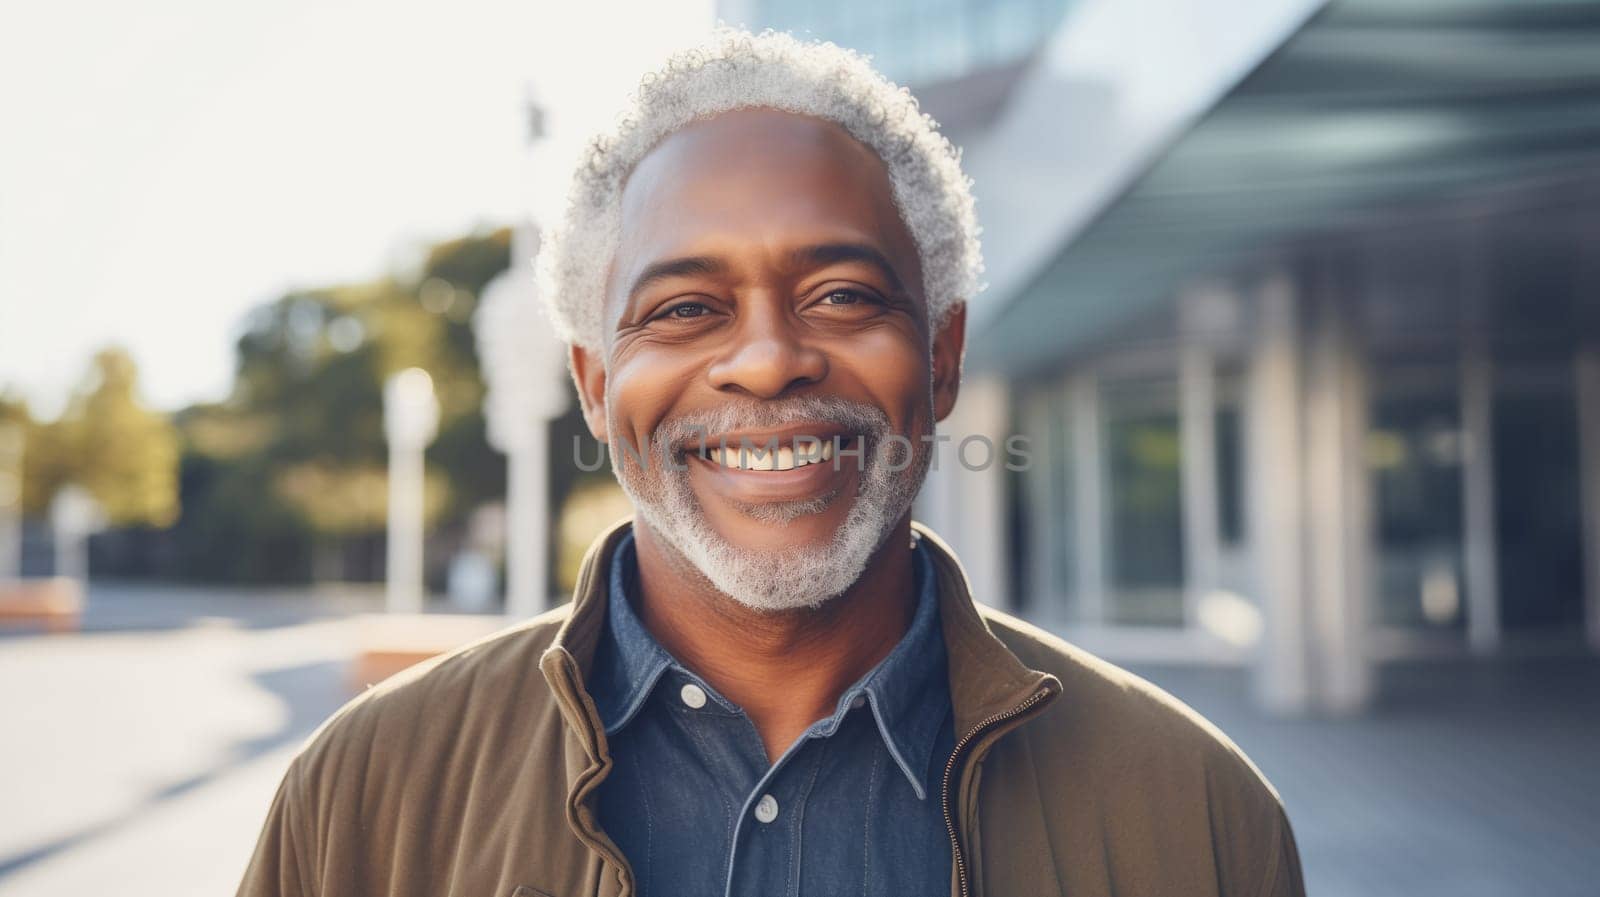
[476,89,572,620]
[477,223,570,619]
[50,484,103,583]
[0,424,21,579]
[384,367,439,614]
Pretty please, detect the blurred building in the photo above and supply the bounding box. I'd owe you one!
[722,0,1600,711]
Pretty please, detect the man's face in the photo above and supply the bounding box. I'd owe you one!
[572,108,965,610]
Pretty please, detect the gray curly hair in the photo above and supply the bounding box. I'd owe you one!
[537,26,984,349]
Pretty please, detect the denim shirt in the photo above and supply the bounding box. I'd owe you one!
[588,531,956,897]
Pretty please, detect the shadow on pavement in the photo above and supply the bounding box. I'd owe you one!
[0,658,348,879]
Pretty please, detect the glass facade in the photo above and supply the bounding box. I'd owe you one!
[1214,383,1246,548]
[1369,360,1467,631]
[1492,369,1584,631]
[735,0,1074,86]
[1012,294,1592,650]
[1017,368,1251,630]
[1102,378,1185,626]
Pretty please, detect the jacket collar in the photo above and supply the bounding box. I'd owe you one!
[538,518,1061,777]
[909,522,1061,736]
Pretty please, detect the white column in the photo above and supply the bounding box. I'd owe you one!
[384,369,439,615]
[505,423,550,619]
[386,445,426,613]
[1461,321,1500,655]
[1069,373,1107,624]
[0,424,21,580]
[1249,271,1313,714]
[933,374,1010,608]
[476,222,570,619]
[1303,276,1373,713]
[1578,344,1600,653]
[50,485,103,583]
[1018,385,1064,624]
[1180,346,1220,629]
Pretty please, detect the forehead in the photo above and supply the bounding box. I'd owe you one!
[610,108,920,297]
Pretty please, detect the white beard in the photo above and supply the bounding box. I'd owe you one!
[608,395,930,612]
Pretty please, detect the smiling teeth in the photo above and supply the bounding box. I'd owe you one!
[708,439,836,471]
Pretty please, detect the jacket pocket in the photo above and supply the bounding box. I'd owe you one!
[509,887,554,897]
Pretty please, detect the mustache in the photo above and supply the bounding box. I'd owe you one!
[649,396,890,458]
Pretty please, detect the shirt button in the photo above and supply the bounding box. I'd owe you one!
[754,794,779,824]
[679,683,707,709]
[850,695,867,710]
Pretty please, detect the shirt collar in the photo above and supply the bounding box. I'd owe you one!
[588,530,951,799]
[588,531,676,735]
[825,537,949,799]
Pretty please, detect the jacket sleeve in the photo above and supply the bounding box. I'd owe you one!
[237,759,317,897]
[1257,806,1307,897]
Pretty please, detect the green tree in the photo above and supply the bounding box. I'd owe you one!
[164,227,515,582]
[29,348,180,526]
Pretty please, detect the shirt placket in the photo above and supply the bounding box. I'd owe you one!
[720,716,835,897]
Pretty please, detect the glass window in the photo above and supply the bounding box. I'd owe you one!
[744,0,1076,85]
[1369,361,1465,630]
[1493,370,1584,631]
[1215,367,1246,547]
[1102,378,1185,627]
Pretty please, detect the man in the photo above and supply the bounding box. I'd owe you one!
[239,28,1304,897]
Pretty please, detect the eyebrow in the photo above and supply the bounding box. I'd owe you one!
[624,241,908,305]
[626,255,728,303]
[790,242,907,295]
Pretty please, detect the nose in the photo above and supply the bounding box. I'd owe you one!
[706,303,827,399]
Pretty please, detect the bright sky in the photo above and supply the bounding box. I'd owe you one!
[0,0,714,416]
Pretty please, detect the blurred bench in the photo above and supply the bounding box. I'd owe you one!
[0,577,84,633]
[350,612,510,692]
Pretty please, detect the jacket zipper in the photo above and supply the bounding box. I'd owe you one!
[940,687,1054,897]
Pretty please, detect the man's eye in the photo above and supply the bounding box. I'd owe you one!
[824,289,866,305]
[664,302,708,319]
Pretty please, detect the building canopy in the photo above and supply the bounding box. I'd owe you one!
[970,0,1600,375]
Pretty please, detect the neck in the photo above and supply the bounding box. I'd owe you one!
[630,516,917,765]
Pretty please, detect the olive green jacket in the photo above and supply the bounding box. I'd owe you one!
[238,521,1304,897]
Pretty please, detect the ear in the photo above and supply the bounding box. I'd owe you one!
[931,301,967,423]
[569,343,609,441]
